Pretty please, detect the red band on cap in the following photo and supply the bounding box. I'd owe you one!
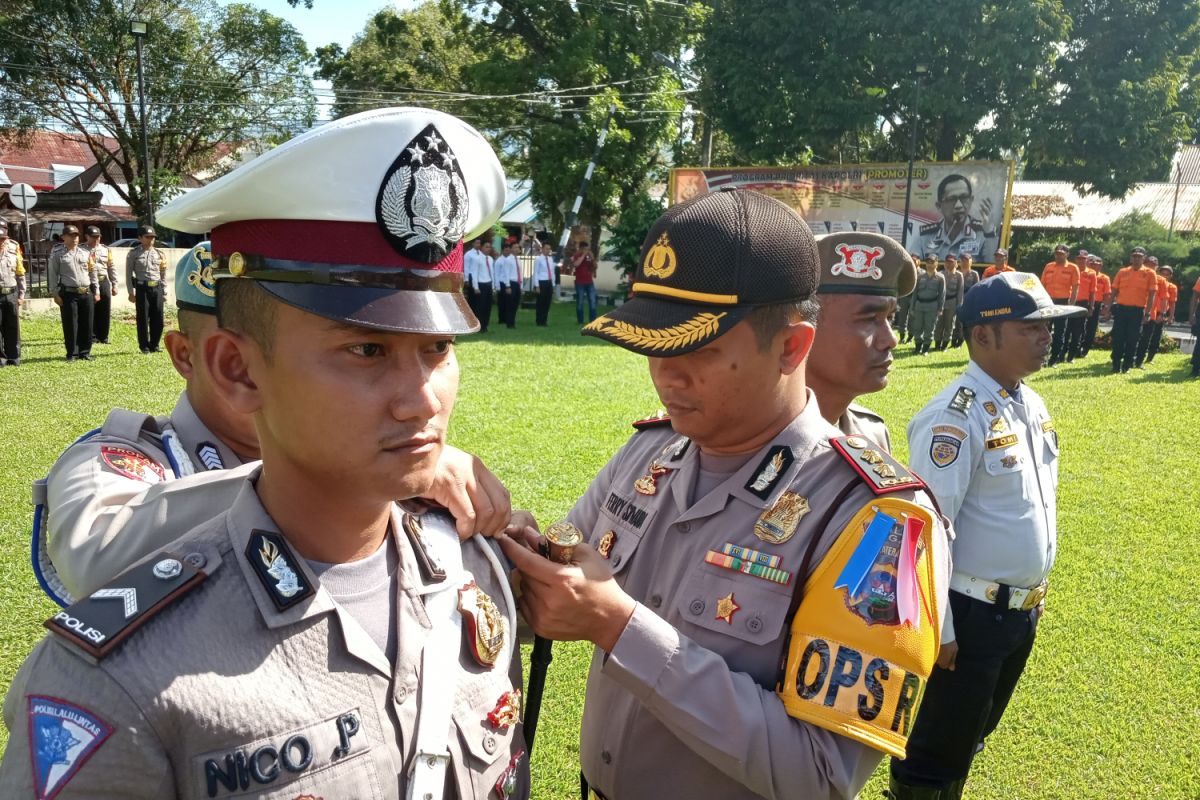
[212,219,463,273]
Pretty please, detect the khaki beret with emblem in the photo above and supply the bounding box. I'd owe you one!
[814,232,917,299]
[583,188,819,357]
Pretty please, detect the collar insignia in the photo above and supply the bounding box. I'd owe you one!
[245,531,313,612]
[376,123,468,262]
[195,442,223,471]
[745,445,795,500]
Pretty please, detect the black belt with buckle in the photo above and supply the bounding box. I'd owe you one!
[0,287,14,296]
[138,280,160,288]
[61,286,89,295]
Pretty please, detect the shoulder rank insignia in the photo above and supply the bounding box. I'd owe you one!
[245,531,315,612]
[45,553,207,659]
[632,411,672,431]
[28,695,113,798]
[947,387,975,415]
[831,436,925,495]
[745,445,795,500]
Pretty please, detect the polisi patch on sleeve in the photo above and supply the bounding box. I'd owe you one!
[28,695,114,800]
[99,445,165,484]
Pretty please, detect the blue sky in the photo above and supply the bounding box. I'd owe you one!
[216,0,422,50]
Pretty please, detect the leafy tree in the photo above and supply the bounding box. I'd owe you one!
[314,3,486,120]
[1024,0,1200,197]
[0,0,315,223]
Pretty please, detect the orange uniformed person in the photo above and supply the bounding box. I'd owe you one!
[1083,257,1111,357]
[1041,244,1080,365]
[1189,273,1200,378]
[1109,247,1158,373]
[1068,255,1099,360]
[1137,262,1177,367]
[981,247,1015,279]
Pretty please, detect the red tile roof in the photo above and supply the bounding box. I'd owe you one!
[0,131,119,190]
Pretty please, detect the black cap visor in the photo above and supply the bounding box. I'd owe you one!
[583,295,750,357]
[259,281,480,335]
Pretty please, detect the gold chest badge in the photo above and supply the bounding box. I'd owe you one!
[458,581,507,667]
[755,492,810,545]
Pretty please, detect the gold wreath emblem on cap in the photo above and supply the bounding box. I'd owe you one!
[643,233,677,280]
[228,252,246,276]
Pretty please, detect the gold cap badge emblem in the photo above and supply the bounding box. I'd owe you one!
[643,233,677,280]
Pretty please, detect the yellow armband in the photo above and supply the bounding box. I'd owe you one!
[776,496,941,758]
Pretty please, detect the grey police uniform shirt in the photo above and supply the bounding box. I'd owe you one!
[2,474,529,800]
[83,242,118,286]
[126,244,166,287]
[45,391,251,599]
[914,218,998,262]
[911,271,946,312]
[906,360,1058,643]
[566,395,950,800]
[48,246,95,291]
[838,402,892,453]
[958,269,979,306]
[942,270,963,309]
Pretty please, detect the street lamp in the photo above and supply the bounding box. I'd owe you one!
[900,64,928,249]
[131,19,153,227]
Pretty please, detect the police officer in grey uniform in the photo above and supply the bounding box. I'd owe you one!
[502,189,951,800]
[1,108,530,800]
[126,224,167,353]
[83,225,118,343]
[890,273,1084,800]
[0,220,25,365]
[894,252,921,344]
[913,174,999,262]
[48,224,98,361]
[910,253,946,355]
[933,254,962,351]
[950,253,979,348]
[808,231,918,452]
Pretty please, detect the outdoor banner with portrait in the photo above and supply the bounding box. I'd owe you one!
[670,162,1015,264]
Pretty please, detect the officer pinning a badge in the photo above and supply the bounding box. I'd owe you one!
[809,231,917,452]
[500,188,950,800]
[891,272,1084,800]
[2,108,529,800]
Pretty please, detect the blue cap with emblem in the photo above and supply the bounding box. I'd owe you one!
[959,271,1086,327]
[174,241,216,314]
[155,107,506,335]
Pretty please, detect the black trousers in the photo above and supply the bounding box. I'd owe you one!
[536,280,553,326]
[1080,304,1102,356]
[134,282,164,351]
[0,291,19,362]
[1135,320,1165,365]
[1048,298,1073,363]
[505,281,521,326]
[93,278,112,342]
[891,591,1038,788]
[1110,305,1144,371]
[58,289,94,358]
[475,283,493,332]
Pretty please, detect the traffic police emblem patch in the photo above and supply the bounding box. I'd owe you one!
[28,696,113,800]
[99,445,165,484]
[245,531,314,612]
[929,424,967,469]
[375,123,468,262]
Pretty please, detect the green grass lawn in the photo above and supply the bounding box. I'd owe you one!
[1,307,1198,798]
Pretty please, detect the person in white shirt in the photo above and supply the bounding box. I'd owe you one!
[473,241,496,332]
[463,238,483,320]
[495,244,521,328]
[533,242,556,326]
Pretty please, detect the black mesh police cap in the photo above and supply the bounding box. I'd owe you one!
[583,188,819,356]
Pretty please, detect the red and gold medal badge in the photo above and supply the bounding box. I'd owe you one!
[100,446,166,484]
[487,689,523,730]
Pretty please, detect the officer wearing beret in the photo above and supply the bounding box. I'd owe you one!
[894,253,920,345]
[891,273,1084,800]
[503,189,950,800]
[126,224,167,353]
[934,253,963,351]
[83,225,118,344]
[2,108,529,800]
[809,231,917,451]
[0,219,25,365]
[48,224,98,361]
[951,253,979,348]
